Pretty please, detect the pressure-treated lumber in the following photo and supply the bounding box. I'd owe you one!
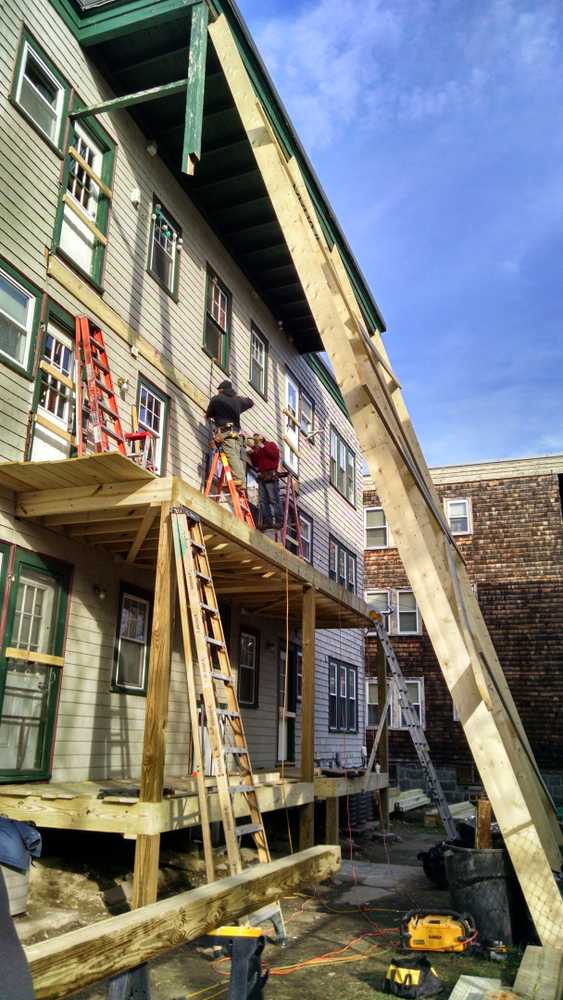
[183,1,208,174]
[476,798,492,850]
[209,12,563,947]
[513,945,563,1000]
[299,585,316,849]
[26,846,340,1000]
[325,799,339,845]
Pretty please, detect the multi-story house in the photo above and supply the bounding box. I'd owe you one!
[363,454,563,805]
[0,0,390,902]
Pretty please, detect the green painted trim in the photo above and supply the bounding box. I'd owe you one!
[0,255,42,381]
[0,547,71,781]
[203,267,231,372]
[147,197,182,303]
[79,0,198,46]
[9,28,71,154]
[111,582,153,697]
[72,78,188,119]
[304,353,349,422]
[248,322,268,401]
[47,0,82,35]
[183,1,208,175]
[136,374,170,476]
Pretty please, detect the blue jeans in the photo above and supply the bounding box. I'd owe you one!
[258,478,283,527]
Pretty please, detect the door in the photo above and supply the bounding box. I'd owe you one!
[277,641,300,764]
[59,122,103,275]
[0,549,70,781]
[30,321,75,461]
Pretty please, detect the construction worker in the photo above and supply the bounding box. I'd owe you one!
[206,380,254,486]
[248,434,284,529]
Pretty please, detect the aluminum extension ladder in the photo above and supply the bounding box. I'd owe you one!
[369,615,458,841]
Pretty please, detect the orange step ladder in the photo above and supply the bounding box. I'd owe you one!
[278,470,303,557]
[204,445,255,528]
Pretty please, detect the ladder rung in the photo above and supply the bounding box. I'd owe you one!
[200,603,218,615]
[196,572,211,583]
[217,709,240,719]
[211,671,232,684]
[235,823,263,837]
[224,747,249,755]
[98,400,120,419]
[94,377,114,394]
[230,784,255,795]
[91,357,110,374]
[206,637,225,648]
[191,541,205,552]
[100,425,126,444]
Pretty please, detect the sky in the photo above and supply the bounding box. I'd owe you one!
[237,0,563,466]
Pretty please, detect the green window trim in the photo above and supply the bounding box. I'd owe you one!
[203,267,231,372]
[0,546,71,782]
[136,376,170,476]
[28,298,76,460]
[52,111,116,290]
[112,583,153,697]
[249,323,268,400]
[147,197,182,301]
[0,255,43,380]
[10,27,71,155]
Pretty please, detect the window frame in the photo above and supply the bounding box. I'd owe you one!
[364,506,394,549]
[365,589,392,631]
[0,257,42,379]
[328,657,358,734]
[299,387,314,440]
[283,369,300,475]
[52,112,116,290]
[445,497,473,536]
[329,535,357,594]
[203,267,231,372]
[285,508,314,564]
[330,425,356,505]
[147,197,182,301]
[28,299,75,460]
[136,376,169,476]
[396,589,421,636]
[10,30,70,154]
[238,627,260,709]
[390,677,425,731]
[112,584,153,696]
[365,677,381,730]
[249,323,268,399]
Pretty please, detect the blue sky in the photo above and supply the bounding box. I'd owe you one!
[237,0,563,466]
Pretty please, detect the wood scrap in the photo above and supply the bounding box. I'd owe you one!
[425,799,475,827]
[513,945,563,1000]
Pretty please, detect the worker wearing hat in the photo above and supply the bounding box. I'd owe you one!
[206,380,254,485]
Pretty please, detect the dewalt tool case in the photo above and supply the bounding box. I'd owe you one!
[384,955,443,997]
[401,910,477,953]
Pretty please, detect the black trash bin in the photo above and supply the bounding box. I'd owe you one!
[445,845,513,944]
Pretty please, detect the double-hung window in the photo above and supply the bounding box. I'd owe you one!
[366,590,391,631]
[204,269,231,369]
[330,426,355,504]
[54,117,115,287]
[238,629,259,708]
[391,678,425,730]
[30,307,75,461]
[299,389,314,439]
[249,324,268,397]
[285,509,313,563]
[396,590,420,635]
[445,498,472,535]
[137,378,169,475]
[365,507,394,548]
[12,32,69,151]
[284,372,300,474]
[328,659,357,733]
[365,678,380,729]
[329,536,356,593]
[148,200,181,299]
[113,587,152,695]
[0,261,41,377]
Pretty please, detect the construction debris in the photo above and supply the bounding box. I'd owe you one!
[424,800,475,828]
[390,788,432,813]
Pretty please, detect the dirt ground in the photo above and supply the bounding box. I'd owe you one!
[15,815,522,999]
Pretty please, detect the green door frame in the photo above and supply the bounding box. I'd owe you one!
[0,548,71,782]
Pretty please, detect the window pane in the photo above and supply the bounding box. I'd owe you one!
[204,317,222,363]
[366,591,389,615]
[239,666,255,704]
[19,49,60,140]
[329,539,336,578]
[240,632,257,669]
[117,640,145,689]
[0,272,32,366]
[120,595,148,643]
[347,554,356,592]
[300,394,313,436]
[399,592,416,612]
[330,430,337,485]
[398,591,418,633]
[210,282,228,331]
[299,515,312,562]
[346,449,355,502]
[151,206,178,292]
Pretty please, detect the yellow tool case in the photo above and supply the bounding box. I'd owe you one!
[400,910,477,953]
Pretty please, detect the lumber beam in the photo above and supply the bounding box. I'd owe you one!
[26,846,340,1000]
[209,12,563,947]
[514,945,563,1000]
[376,639,389,826]
[299,586,316,850]
[16,478,173,518]
[126,503,160,563]
[71,79,188,119]
[132,503,175,908]
[183,1,208,175]
[325,799,339,845]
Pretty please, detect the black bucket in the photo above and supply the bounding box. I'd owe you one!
[445,846,513,944]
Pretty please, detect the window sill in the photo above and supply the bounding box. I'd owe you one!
[249,379,268,402]
[329,481,356,509]
[110,684,147,698]
[239,701,259,710]
[9,97,65,158]
[147,266,179,303]
[54,248,105,295]
[0,350,34,381]
[202,345,229,375]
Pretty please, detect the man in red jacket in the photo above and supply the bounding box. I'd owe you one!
[248,434,283,529]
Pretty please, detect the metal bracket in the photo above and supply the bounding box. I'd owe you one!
[107,964,150,1000]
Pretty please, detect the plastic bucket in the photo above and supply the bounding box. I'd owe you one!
[445,846,513,944]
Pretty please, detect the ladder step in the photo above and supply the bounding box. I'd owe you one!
[191,541,205,552]
[98,400,121,420]
[200,603,218,615]
[217,709,240,719]
[91,357,110,374]
[224,747,249,755]
[100,425,126,444]
[235,823,263,837]
[211,671,232,684]
[230,784,256,795]
[205,636,225,648]
[196,572,211,583]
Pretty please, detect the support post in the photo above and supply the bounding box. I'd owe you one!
[376,639,389,828]
[299,586,316,850]
[132,503,175,908]
[325,799,339,845]
[183,1,208,175]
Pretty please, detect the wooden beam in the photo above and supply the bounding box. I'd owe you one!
[132,503,175,908]
[26,847,340,1000]
[183,1,208,175]
[5,648,64,667]
[514,945,563,1000]
[68,146,112,199]
[325,799,339,845]
[299,586,316,850]
[16,478,173,518]
[71,79,188,119]
[126,504,160,563]
[209,12,563,947]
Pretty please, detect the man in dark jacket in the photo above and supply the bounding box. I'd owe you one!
[206,380,254,485]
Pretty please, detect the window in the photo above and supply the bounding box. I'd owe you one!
[137,378,169,475]
[396,590,420,635]
[238,629,259,707]
[328,659,358,733]
[299,389,314,439]
[54,117,115,286]
[284,371,300,474]
[296,650,303,701]
[329,536,356,593]
[0,261,40,377]
[365,590,391,631]
[330,426,355,504]
[391,678,425,730]
[285,510,313,563]
[113,588,152,694]
[148,200,181,298]
[12,33,68,150]
[365,507,394,548]
[366,678,379,729]
[30,309,75,461]
[249,324,268,397]
[445,498,472,535]
[204,269,231,369]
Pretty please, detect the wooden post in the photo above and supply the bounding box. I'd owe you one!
[299,586,316,850]
[183,1,208,175]
[326,798,339,845]
[132,502,175,908]
[476,797,492,850]
[376,639,389,828]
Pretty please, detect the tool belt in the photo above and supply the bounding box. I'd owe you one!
[215,423,240,441]
[384,956,443,997]
[258,470,278,482]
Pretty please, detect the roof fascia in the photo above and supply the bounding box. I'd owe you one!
[49,0,199,45]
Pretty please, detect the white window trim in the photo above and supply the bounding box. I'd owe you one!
[116,591,150,692]
[0,266,36,372]
[395,588,421,636]
[364,506,395,549]
[16,40,65,145]
[390,676,425,731]
[444,496,473,536]
[365,677,381,730]
[150,203,180,294]
[138,379,167,475]
[299,387,314,439]
[284,371,300,474]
